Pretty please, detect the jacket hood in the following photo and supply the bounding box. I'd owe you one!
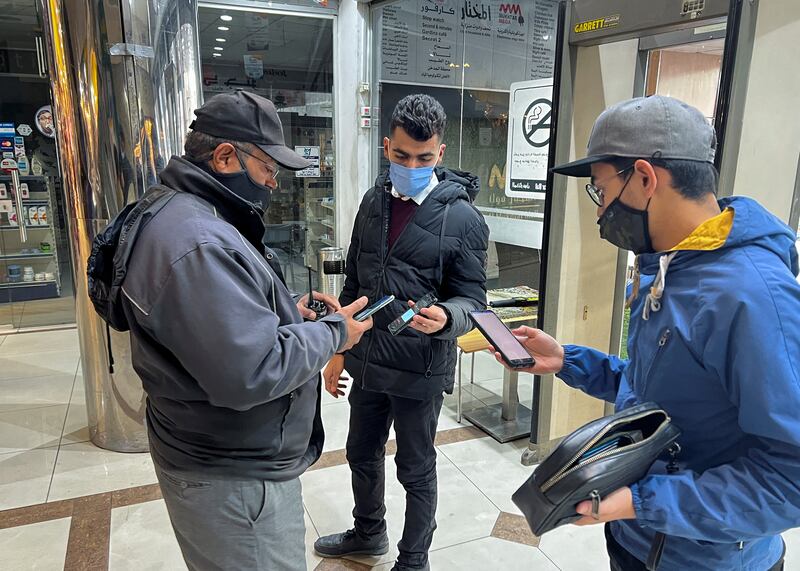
[374,166,481,204]
[159,156,266,253]
[639,196,799,277]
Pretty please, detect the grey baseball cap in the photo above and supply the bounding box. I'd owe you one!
[551,95,717,177]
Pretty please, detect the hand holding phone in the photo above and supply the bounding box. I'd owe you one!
[389,292,438,335]
[354,295,395,322]
[337,297,374,352]
[469,310,535,369]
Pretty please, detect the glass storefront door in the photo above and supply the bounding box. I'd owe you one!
[372,0,559,296]
[197,5,335,294]
[0,0,75,331]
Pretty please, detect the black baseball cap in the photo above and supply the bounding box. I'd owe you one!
[190,90,311,171]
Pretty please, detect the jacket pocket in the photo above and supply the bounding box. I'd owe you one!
[640,328,671,396]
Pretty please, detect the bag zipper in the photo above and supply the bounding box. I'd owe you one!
[540,410,671,493]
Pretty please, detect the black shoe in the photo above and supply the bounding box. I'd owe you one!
[314,529,390,558]
[390,562,430,571]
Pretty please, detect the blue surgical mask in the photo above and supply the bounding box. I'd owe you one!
[389,162,435,198]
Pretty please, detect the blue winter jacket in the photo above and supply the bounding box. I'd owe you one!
[558,196,800,570]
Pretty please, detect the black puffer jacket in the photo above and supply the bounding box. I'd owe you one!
[340,167,489,400]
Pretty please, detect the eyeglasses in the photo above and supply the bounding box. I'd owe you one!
[233,145,280,181]
[585,166,634,206]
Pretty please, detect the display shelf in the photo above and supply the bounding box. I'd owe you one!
[0,225,51,230]
[0,252,54,260]
[0,280,57,288]
[0,175,50,182]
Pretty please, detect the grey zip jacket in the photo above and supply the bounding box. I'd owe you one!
[117,156,347,480]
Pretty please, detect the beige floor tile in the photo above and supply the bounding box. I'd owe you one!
[0,447,58,510]
[784,527,800,571]
[0,328,79,356]
[428,536,557,570]
[302,451,500,567]
[0,374,76,413]
[0,349,80,380]
[306,507,324,570]
[110,499,187,571]
[437,436,532,515]
[48,442,156,502]
[61,381,90,446]
[0,405,68,453]
[0,517,71,570]
[537,521,610,570]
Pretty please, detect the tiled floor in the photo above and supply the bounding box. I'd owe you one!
[2,329,800,570]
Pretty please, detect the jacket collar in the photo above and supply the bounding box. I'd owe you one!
[159,156,267,255]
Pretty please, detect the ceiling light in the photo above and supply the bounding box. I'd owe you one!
[220,14,232,21]
[217,26,229,31]
[212,53,222,57]
[214,46,224,51]
[215,38,226,42]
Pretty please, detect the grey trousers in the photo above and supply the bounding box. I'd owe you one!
[154,462,306,571]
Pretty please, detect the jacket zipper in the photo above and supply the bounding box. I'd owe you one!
[359,187,392,387]
[639,328,671,395]
[540,410,671,492]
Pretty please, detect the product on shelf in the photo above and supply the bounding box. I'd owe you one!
[37,206,46,225]
[0,183,6,198]
[7,265,22,283]
[28,205,38,225]
[19,182,29,198]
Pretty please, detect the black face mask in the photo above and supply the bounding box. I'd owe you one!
[597,173,654,255]
[200,152,271,211]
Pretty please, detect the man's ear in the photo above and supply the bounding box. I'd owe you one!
[210,143,238,173]
[383,137,391,160]
[635,159,658,198]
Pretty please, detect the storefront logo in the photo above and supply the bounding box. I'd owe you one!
[574,14,620,34]
[498,3,524,26]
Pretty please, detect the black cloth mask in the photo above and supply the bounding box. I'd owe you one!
[198,152,271,212]
[597,173,654,255]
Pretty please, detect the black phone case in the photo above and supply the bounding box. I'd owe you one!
[468,311,534,368]
[388,293,438,336]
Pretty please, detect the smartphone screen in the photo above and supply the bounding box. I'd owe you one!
[354,295,395,322]
[469,310,533,364]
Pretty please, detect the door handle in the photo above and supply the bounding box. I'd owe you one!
[10,170,27,243]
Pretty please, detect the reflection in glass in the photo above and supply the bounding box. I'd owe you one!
[197,8,335,293]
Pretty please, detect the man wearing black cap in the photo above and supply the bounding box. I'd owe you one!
[113,90,373,570]
[494,95,800,570]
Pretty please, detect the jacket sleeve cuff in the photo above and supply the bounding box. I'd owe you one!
[557,344,584,384]
[320,313,348,353]
[629,479,663,531]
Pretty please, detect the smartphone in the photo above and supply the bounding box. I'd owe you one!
[354,295,395,322]
[468,310,535,369]
[388,292,438,336]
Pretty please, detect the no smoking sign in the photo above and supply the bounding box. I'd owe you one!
[522,98,552,148]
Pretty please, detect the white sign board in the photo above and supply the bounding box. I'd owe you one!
[294,146,321,178]
[505,78,553,199]
[243,55,264,80]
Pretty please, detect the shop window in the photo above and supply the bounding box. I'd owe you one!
[373,0,559,293]
[198,7,335,293]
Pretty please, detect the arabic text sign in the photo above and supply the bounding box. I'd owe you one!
[505,78,553,198]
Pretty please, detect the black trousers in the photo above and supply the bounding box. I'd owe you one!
[346,382,444,569]
[605,524,785,571]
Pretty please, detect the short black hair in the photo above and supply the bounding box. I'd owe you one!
[608,156,718,200]
[390,94,446,142]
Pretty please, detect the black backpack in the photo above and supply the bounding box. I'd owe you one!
[86,185,176,371]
